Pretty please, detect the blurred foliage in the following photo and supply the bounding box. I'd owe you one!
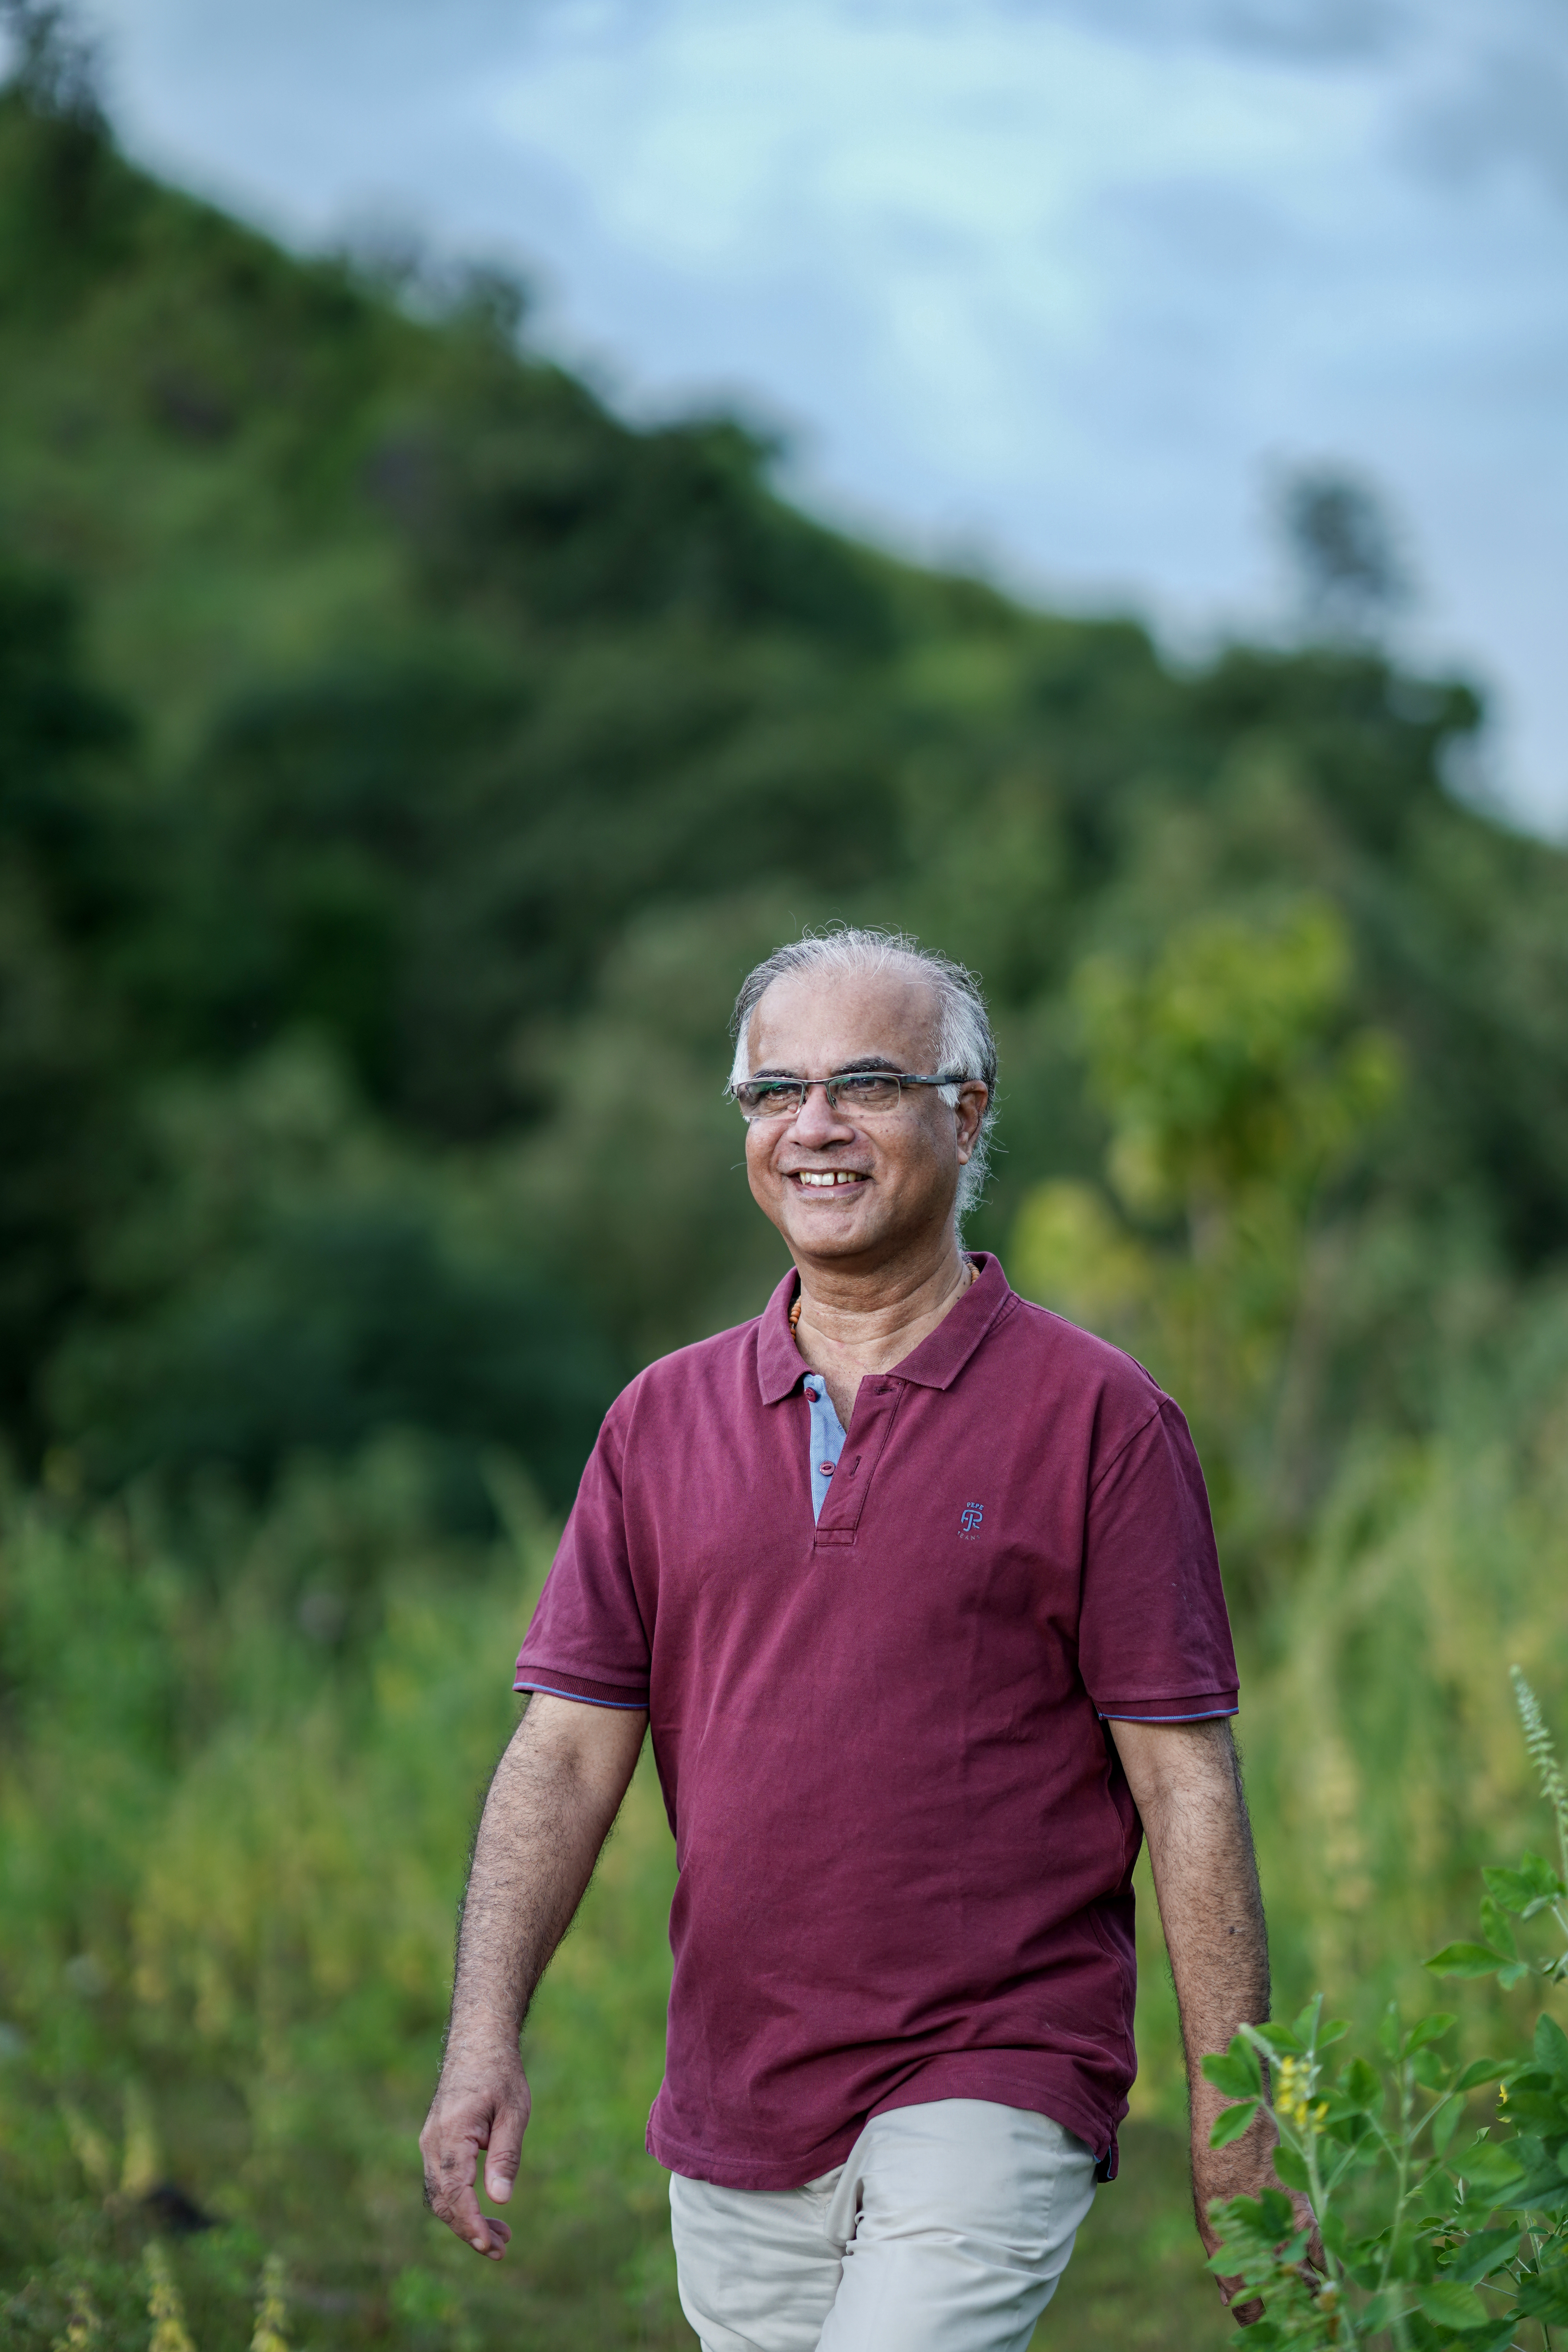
[2,29,1568,2349]
[0,1448,688,2350]
[1014,900,1404,1559]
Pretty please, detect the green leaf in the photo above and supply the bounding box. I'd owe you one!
[1431,2095,1464,2156]
[1510,2169,1568,2214]
[1479,1899,1519,1960]
[1454,2059,1510,2092]
[1382,2229,1424,2283]
[1254,2021,1305,2059]
[1291,1999,1321,2045]
[1254,2188,1298,2238]
[1209,2099,1259,2149]
[1427,1942,1514,1980]
[1361,2288,1409,2331]
[1483,1853,1567,1917]
[1535,2014,1568,2084]
[1342,2056,1383,2110]
[1468,2320,1529,2352]
[1202,2040,1264,2100]
[1456,2140,1528,2198]
[1408,2013,1459,2054]
[1271,2140,1310,2193]
[1414,2046,1451,2091]
[1205,2187,1298,2267]
[1419,2279,1498,2332]
[1441,2227,1520,2285]
[1517,2266,1568,2324]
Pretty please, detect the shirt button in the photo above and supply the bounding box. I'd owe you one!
[818,1461,835,1476]
[805,1389,819,1402]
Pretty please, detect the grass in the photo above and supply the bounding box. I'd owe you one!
[1038,2123,1230,2350]
[2,1401,1565,2347]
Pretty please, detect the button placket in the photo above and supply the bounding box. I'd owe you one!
[812,1382,903,1548]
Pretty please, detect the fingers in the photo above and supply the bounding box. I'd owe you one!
[434,2179,512,2260]
[485,2089,528,2206]
[419,2080,530,2260]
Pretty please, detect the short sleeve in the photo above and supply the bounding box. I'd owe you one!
[1078,1395,1238,1722]
[514,1403,651,1710]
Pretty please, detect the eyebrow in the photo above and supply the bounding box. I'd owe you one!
[747,1055,907,1080]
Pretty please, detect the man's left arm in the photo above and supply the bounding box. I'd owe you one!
[1109,1717,1319,2319]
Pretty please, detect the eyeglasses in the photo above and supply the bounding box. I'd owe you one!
[730,1071,966,1122]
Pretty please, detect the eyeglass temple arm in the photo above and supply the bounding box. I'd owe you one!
[727,1071,971,1101]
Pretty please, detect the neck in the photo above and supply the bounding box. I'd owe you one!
[793,1230,974,1379]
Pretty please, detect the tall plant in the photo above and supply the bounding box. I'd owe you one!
[1012,902,1400,1555]
[1204,1668,1568,2347]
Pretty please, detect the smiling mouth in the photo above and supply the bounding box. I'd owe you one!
[791,1170,869,1189]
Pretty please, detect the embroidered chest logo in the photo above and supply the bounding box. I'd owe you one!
[959,1501,985,1539]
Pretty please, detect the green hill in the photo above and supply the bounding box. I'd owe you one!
[5,57,1567,1524]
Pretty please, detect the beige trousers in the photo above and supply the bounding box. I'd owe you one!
[668,2099,1097,2352]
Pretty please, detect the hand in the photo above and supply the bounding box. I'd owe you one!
[419,2045,532,2259]
[1194,2115,1325,2326]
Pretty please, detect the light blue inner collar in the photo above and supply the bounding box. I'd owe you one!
[802,1375,848,1522]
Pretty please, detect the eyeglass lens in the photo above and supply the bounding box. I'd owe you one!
[736,1073,906,1119]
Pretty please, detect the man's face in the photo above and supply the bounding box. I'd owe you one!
[741,967,988,1269]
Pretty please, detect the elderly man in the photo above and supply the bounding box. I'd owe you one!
[421,927,1292,2350]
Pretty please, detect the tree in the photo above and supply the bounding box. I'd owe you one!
[1279,467,1411,642]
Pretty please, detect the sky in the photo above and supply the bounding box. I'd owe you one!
[57,0,1568,831]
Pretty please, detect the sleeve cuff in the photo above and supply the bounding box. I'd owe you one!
[514,1663,649,1709]
[1096,1691,1238,1723]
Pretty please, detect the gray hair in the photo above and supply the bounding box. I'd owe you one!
[728,926,999,1224]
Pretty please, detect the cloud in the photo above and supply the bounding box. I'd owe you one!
[1011,0,1408,64]
[69,0,1568,825]
[1399,33,1568,204]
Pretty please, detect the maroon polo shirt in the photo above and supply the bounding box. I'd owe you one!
[514,1253,1237,2191]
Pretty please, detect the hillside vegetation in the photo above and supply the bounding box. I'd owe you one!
[2,34,1566,2352]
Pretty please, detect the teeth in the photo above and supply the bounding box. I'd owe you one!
[797,1171,864,1187]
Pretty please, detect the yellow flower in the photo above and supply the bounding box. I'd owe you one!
[1272,2054,1321,2132]
[54,2283,102,2350]
[250,2254,290,2352]
[144,2244,196,2352]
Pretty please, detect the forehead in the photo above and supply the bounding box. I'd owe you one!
[746,964,941,1071]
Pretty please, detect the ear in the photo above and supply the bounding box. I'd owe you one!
[953,1082,989,1161]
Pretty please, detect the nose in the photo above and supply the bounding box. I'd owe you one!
[789,1081,856,1146]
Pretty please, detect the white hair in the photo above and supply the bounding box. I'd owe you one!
[728,926,998,1224]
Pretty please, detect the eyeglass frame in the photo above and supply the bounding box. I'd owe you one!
[728,1069,974,1122]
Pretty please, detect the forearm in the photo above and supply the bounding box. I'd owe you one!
[1111,1721,1275,2224]
[445,1697,645,2067]
[1141,1739,1270,2168]
[421,1695,647,2258]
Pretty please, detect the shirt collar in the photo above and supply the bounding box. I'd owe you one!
[755,1251,1019,1406]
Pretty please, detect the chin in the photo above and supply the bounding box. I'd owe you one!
[783,1209,888,1256]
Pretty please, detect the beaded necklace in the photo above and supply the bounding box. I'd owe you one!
[789,1259,975,1339]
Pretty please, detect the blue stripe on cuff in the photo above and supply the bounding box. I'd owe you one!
[515,1680,648,1711]
[1097,1705,1239,1722]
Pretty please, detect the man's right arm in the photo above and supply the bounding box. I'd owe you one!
[419,1691,648,2258]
